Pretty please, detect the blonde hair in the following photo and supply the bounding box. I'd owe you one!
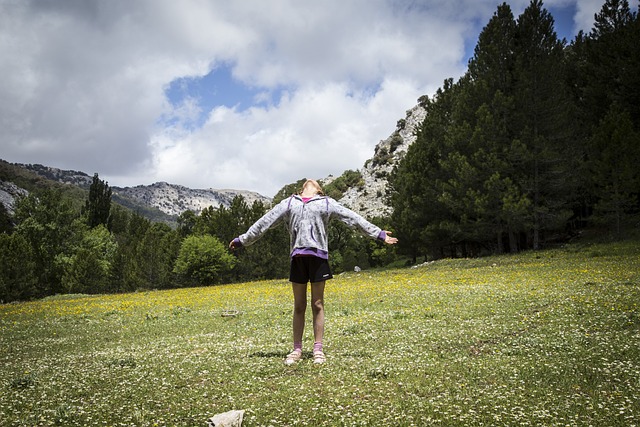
[299,179,325,196]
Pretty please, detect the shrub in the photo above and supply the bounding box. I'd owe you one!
[173,234,236,286]
[324,170,364,200]
[389,133,403,153]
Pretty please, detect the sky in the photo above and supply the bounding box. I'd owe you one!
[0,0,609,197]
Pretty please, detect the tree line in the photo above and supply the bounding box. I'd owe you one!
[390,0,640,261]
[0,173,395,302]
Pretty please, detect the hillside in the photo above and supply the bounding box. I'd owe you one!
[2,161,273,219]
[0,180,27,215]
[277,102,427,217]
[112,182,270,216]
[0,161,175,224]
[0,160,88,214]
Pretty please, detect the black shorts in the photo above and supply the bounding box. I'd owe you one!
[289,256,333,284]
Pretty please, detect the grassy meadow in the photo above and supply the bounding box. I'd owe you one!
[1,237,640,426]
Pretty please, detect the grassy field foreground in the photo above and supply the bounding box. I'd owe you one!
[1,239,639,426]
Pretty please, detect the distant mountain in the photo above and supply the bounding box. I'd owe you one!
[0,160,87,215]
[0,161,176,224]
[112,182,270,216]
[0,161,271,223]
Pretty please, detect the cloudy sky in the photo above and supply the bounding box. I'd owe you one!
[1,0,607,197]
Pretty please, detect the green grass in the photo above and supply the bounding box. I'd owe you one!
[1,239,640,426]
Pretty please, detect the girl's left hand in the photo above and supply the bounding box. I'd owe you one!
[383,231,398,245]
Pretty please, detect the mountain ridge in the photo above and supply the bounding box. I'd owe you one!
[0,161,272,219]
[112,181,270,216]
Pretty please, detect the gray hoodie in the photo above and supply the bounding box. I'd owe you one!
[238,195,383,256]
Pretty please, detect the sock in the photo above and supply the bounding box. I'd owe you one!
[294,342,302,353]
[313,341,323,353]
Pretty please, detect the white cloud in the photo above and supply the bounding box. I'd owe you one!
[0,0,595,197]
[573,0,604,34]
[145,78,419,195]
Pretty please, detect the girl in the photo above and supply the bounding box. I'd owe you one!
[229,179,398,364]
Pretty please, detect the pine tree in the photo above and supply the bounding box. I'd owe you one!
[585,0,639,127]
[134,223,180,289]
[0,202,13,234]
[390,79,461,260]
[591,0,634,37]
[468,3,516,96]
[511,0,576,249]
[588,106,640,234]
[466,3,525,252]
[569,0,639,226]
[83,173,112,229]
[111,212,149,292]
[0,233,37,302]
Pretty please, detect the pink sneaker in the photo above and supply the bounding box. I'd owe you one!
[284,349,302,365]
[313,350,326,364]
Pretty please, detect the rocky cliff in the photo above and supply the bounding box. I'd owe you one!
[338,103,426,217]
[0,180,28,215]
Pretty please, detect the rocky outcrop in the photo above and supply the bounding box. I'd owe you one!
[339,103,426,217]
[0,180,28,215]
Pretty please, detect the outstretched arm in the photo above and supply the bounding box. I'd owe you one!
[229,198,289,250]
[329,198,399,244]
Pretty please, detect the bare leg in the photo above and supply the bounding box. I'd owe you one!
[291,282,307,347]
[310,281,325,346]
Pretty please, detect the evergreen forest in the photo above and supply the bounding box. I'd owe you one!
[390,0,640,260]
[1,0,639,302]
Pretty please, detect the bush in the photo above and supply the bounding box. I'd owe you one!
[324,170,364,200]
[173,235,236,286]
